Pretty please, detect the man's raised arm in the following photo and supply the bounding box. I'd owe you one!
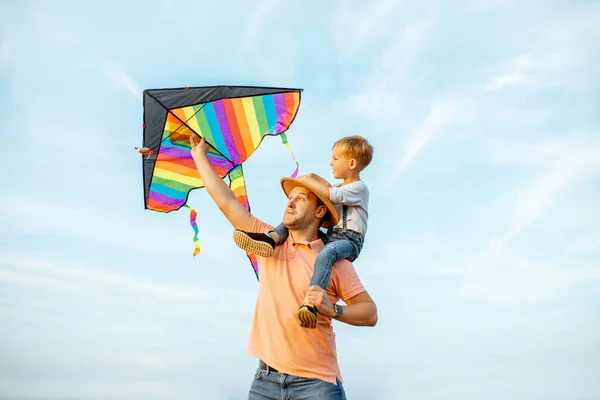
[190,136,251,230]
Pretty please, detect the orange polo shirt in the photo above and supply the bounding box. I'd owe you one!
[245,216,366,385]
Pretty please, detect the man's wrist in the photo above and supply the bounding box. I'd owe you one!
[332,304,343,319]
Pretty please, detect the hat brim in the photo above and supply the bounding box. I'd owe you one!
[280,177,339,229]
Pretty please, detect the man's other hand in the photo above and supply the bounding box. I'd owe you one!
[305,286,335,318]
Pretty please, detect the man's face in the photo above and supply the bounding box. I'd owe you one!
[283,186,326,229]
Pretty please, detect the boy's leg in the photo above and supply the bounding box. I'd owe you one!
[270,222,289,243]
[233,223,288,258]
[296,239,358,329]
[311,239,357,288]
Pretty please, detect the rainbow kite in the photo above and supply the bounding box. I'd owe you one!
[141,85,302,278]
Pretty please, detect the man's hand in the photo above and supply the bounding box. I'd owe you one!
[305,286,336,318]
[190,135,209,162]
[306,287,378,326]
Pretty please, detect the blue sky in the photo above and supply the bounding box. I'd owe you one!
[1,0,599,399]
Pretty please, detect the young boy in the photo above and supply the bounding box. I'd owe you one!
[234,135,373,329]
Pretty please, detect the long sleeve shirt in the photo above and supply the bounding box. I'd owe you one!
[329,180,369,235]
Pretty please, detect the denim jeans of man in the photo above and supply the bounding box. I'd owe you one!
[248,362,347,400]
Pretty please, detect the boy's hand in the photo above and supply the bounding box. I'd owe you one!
[305,286,336,318]
[190,135,209,161]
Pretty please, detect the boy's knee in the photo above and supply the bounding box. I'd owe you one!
[323,243,339,257]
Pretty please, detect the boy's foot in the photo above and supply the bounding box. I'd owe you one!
[296,304,318,329]
[233,230,275,257]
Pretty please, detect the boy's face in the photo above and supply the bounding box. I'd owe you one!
[330,145,356,179]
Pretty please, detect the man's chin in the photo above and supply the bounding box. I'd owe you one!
[283,216,296,227]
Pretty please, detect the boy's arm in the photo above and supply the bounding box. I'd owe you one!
[190,136,251,230]
[305,173,331,198]
[329,181,368,207]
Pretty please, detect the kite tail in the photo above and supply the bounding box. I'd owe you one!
[184,204,200,256]
[280,133,299,179]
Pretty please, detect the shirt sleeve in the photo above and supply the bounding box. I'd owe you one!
[245,215,274,235]
[329,259,366,303]
[329,181,369,207]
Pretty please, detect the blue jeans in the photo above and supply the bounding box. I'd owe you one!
[312,227,363,289]
[248,362,346,399]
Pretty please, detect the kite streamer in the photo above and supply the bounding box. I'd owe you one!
[280,133,299,179]
[184,204,200,256]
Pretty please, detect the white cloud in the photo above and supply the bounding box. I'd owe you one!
[0,39,11,62]
[132,355,203,370]
[237,0,277,57]
[104,60,142,101]
[341,88,404,122]
[0,195,184,256]
[32,11,81,47]
[377,16,436,77]
[0,257,209,303]
[483,53,553,91]
[332,0,401,61]
[489,135,600,250]
[0,268,76,293]
[459,250,600,304]
[483,5,600,92]
[483,70,528,91]
[391,100,459,179]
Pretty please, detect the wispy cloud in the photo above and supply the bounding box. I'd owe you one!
[132,355,203,370]
[376,16,436,78]
[482,6,599,92]
[237,0,277,57]
[332,0,401,61]
[483,54,537,91]
[391,100,459,180]
[0,257,208,303]
[331,14,436,137]
[459,249,600,303]
[32,11,81,47]
[489,134,600,250]
[104,60,142,101]
[0,196,184,256]
[0,39,11,63]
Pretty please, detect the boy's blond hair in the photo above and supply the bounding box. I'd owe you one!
[333,135,374,170]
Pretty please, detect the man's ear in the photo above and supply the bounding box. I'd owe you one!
[349,158,357,169]
[316,205,327,220]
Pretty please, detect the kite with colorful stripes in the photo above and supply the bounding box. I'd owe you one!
[141,86,302,278]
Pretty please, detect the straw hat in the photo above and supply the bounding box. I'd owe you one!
[280,173,339,229]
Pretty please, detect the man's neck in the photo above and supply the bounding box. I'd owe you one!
[288,228,320,244]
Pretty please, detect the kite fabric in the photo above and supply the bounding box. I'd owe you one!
[141,85,302,278]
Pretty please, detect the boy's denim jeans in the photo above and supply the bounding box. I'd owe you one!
[312,228,363,289]
[248,361,346,400]
[271,224,363,290]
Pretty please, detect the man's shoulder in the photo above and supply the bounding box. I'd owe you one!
[331,258,358,276]
[329,258,365,300]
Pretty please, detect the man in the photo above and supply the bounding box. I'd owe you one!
[190,136,378,399]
